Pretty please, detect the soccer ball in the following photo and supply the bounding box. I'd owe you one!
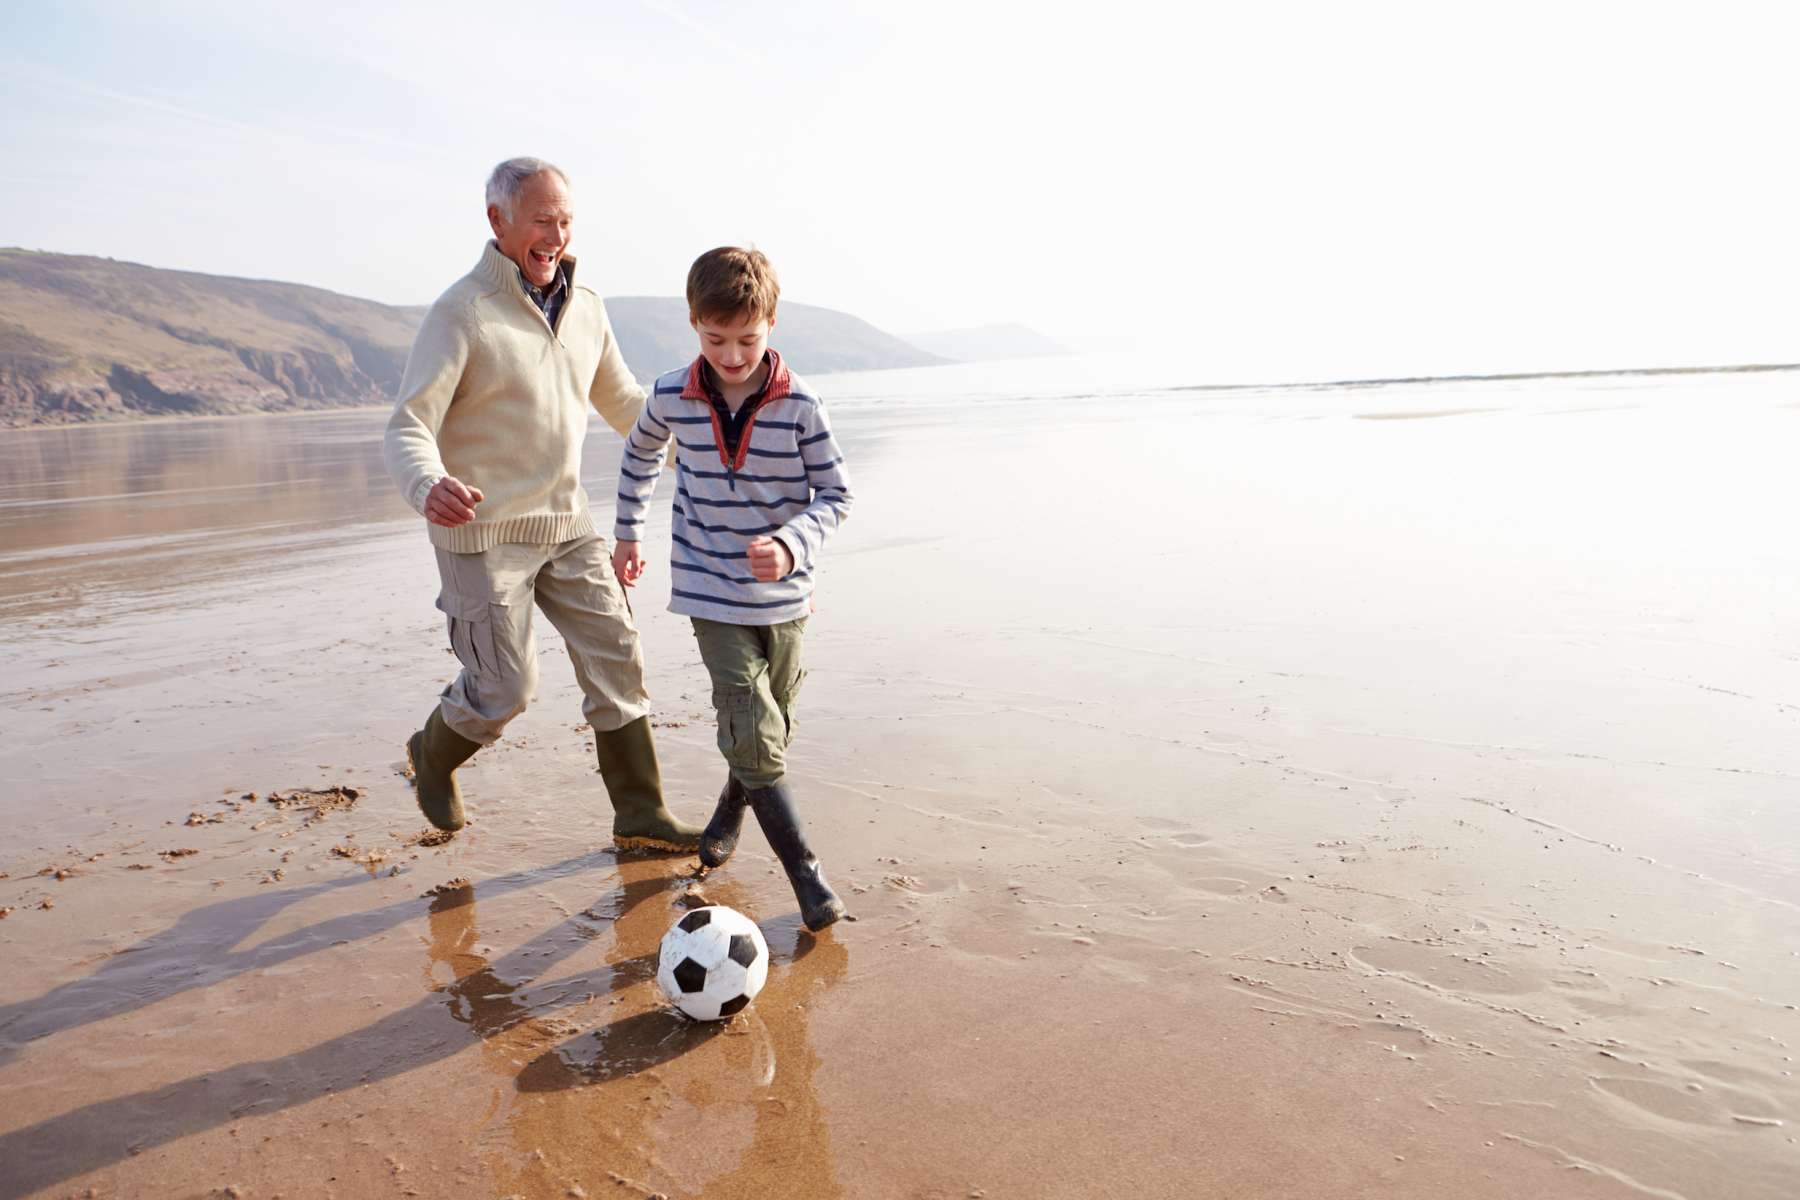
[656,905,770,1021]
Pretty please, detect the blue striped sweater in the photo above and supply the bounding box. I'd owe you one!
[614,351,854,625]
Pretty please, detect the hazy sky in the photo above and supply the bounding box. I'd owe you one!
[2,0,1795,379]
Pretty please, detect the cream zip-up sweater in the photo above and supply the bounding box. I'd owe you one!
[383,241,645,553]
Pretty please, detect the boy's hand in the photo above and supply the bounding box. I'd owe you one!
[425,476,484,527]
[613,539,647,587]
[746,536,794,582]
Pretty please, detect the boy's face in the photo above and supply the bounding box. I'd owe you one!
[692,310,775,386]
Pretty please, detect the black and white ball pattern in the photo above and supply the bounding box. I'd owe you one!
[656,905,770,1021]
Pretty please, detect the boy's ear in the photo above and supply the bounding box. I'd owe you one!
[689,315,699,331]
[767,312,777,332]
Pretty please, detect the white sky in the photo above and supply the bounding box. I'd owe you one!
[2,0,1796,379]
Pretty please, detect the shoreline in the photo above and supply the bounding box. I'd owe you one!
[5,357,1798,434]
[1167,357,1800,393]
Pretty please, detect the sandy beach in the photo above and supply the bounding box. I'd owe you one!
[1,359,1797,1198]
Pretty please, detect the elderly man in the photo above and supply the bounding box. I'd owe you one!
[383,156,701,851]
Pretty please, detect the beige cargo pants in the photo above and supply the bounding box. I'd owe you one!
[433,533,649,745]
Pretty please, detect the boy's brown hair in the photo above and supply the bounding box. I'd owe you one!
[687,246,780,325]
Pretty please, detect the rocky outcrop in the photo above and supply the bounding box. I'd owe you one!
[0,250,419,427]
[0,355,399,426]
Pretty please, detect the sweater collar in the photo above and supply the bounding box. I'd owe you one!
[681,348,790,403]
[476,239,579,294]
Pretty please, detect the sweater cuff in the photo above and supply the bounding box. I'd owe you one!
[410,474,442,516]
[771,530,805,576]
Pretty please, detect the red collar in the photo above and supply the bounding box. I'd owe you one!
[680,348,790,403]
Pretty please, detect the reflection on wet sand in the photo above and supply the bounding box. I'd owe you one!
[0,406,892,621]
[1,413,414,555]
[423,870,661,1044]
[485,860,852,1199]
[0,413,411,619]
[683,930,847,1200]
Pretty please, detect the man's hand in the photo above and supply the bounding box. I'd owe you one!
[746,536,794,583]
[425,476,484,528]
[613,539,646,587]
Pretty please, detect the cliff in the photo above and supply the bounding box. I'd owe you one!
[0,250,946,427]
[0,250,421,426]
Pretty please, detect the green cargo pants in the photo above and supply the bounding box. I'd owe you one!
[691,617,807,788]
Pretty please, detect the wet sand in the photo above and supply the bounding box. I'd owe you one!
[1,366,1797,1198]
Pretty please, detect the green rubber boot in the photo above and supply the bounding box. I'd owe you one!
[406,708,479,832]
[596,716,702,853]
[698,774,749,869]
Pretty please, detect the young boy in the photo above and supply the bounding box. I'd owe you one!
[611,247,853,931]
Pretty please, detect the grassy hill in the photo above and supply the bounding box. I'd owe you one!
[0,250,945,427]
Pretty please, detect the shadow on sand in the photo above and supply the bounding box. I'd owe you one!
[0,854,716,1199]
[0,848,618,1062]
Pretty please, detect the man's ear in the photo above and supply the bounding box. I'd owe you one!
[486,205,505,238]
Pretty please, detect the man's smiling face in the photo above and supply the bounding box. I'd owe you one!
[488,170,573,288]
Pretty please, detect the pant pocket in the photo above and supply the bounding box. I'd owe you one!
[713,685,763,775]
[771,667,807,747]
[437,590,498,676]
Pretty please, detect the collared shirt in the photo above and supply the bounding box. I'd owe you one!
[698,352,775,459]
[519,261,570,331]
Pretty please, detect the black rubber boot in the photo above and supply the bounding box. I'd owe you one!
[596,716,702,853]
[745,780,846,931]
[406,708,479,832]
[698,775,749,869]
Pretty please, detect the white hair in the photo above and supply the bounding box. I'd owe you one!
[485,157,568,218]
